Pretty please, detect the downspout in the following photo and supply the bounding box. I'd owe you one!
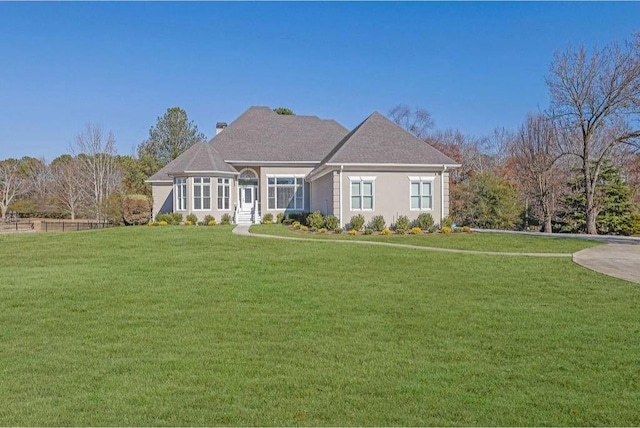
[339,165,344,227]
[441,165,447,222]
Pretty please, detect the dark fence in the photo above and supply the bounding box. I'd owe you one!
[0,221,34,233]
[41,221,115,232]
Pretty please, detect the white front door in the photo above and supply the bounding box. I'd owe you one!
[239,185,256,211]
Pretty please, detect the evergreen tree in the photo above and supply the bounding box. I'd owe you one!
[562,160,635,235]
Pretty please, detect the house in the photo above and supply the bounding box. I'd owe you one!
[147,106,459,227]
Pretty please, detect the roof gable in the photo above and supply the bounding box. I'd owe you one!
[321,112,458,165]
[211,106,349,162]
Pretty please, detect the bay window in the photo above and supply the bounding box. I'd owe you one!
[217,178,230,210]
[193,177,211,210]
[175,177,187,211]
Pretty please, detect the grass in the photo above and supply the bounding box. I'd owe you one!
[250,224,601,253]
[1,226,638,426]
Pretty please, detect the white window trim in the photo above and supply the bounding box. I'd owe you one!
[265,174,306,178]
[192,177,212,211]
[267,175,305,211]
[217,178,231,211]
[408,176,435,211]
[175,177,187,211]
[349,176,376,211]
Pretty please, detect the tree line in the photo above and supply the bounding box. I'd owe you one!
[0,107,205,223]
[390,33,640,235]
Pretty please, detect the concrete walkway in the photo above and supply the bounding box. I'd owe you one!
[573,244,640,284]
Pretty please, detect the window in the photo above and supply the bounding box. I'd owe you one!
[175,177,187,211]
[193,177,211,210]
[217,178,230,210]
[350,177,375,210]
[267,176,304,210]
[409,177,433,210]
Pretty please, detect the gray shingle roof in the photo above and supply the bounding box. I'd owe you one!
[321,112,458,165]
[211,106,349,162]
[146,142,238,182]
[147,107,458,183]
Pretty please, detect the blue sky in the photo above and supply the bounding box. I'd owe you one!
[1,2,639,161]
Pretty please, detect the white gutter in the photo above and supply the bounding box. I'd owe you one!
[339,165,344,227]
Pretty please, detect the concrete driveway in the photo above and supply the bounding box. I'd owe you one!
[573,243,640,284]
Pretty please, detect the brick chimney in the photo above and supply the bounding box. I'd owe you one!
[216,122,227,135]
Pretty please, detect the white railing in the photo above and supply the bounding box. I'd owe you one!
[252,200,260,224]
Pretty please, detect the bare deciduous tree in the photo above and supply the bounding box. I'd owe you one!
[51,157,86,220]
[388,104,434,139]
[25,157,54,216]
[0,159,30,220]
[547,35,640,234]
[511,114,564,233]
[71,124,123,221]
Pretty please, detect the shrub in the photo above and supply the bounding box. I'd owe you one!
[363,228,373,235]
[300,225,309,232]
[262,213,274,224]
[157,220,168,226]
[147,221,157,227]
[317,228,327,234]
[349,214,365,231]
[334,227,343,234]
[325,215,339,231]
[186,213,198,225]
[381,227,391,235]
[306,211,325,229]
[427,225,437,233]
[207,220,217,226]
[276,212,285,224]
[348,229,358,235]
[204,215,216,225]
[156,212,182,225]
[288,211,311,226]
[442,226,452,234]
[441,216,454,229]
[410,227,422,235]
[415,213,434,230]
[394,215,411,234]
[122,194,152,226]
[369,215,386,231]
[220,213,232,225]
[292,221,301,229]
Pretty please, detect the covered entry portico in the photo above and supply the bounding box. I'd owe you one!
[236,168,260,224]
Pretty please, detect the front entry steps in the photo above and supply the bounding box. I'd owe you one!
[235,210,261,225]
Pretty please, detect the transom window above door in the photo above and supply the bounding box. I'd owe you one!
[238,169,258,186]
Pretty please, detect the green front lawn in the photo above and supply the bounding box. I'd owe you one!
[250,223,600,253]
[0,226,638,426]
